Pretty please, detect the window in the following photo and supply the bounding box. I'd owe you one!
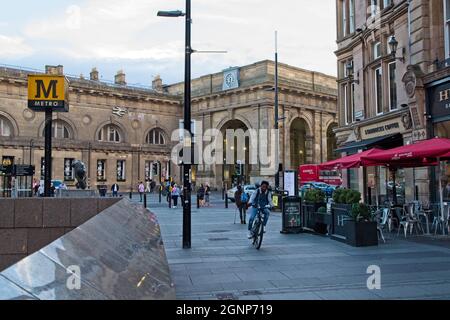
[98,125,121,143]
[343,83,355,125]
[340,0,355,38]
[373,42,381,60]
[64,158,75,181]
[42,120,71,139]
[388,62,398,111]
[349,0,355,34]
[375,67,383,115]
[117,160,126,181]
[0,117,12,137]
[146,129,166,145]
[144,161,159,180]
[445,0,450,58]
[370,0,379,17]
[97,160,106,181]
[342,0,348,37]
[145,161,152,180]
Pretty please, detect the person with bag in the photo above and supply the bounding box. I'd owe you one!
[235,186,248,224]
[171,184,180,209]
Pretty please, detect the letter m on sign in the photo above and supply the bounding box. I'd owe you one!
[35,80,59,99]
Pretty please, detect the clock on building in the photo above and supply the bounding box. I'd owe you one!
[222,68,240,91]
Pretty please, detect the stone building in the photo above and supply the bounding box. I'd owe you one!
[0,65,181,196]
[335,0,449,204]
[166,60,338,188]
[0,60,338,195]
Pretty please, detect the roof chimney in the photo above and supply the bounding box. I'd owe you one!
[90,67,99,81]
[45,65,64,75]
[115,70,126,86]
[152,75,163,92]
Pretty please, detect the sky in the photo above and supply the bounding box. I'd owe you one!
[0,0,337,86]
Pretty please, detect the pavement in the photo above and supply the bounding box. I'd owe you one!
[135,192,450,300]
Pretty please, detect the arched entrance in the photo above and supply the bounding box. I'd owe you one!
[220,119,250,188]
[326,123,338,161]
[290,118,312,169]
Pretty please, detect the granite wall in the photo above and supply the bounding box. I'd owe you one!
[0,197,121,271]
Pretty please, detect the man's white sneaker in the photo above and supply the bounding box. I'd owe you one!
[247,231,253,239]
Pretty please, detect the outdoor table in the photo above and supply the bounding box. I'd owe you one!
[421,209,432,235]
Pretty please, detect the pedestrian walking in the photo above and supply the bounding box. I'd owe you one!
[205,183,211,207]
[111,183,119,197]
[138,182,145,202]
[235,185,248,224]
[197,184,205,207]
[171,184,180,208]
[145,179,151,193]
[150,180,156,194]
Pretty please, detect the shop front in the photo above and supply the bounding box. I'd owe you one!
[336,115,412,205]
[427,77,450,203]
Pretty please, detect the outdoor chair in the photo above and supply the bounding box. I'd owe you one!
[376,208,389,243]
[398,204,423,238]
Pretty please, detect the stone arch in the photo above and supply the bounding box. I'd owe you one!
[326,122,338,161]
[144,127,170,146]
[38,118,76,140]
[95,120,128,144]
[215,114,254,132]
[0,110,19,137]
[289,117,313,169]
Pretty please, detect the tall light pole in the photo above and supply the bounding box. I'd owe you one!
[158,0,192,249]
[274,31,280,190]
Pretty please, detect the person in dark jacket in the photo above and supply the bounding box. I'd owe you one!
[235,186,248,224]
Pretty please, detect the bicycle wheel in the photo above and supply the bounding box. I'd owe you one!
[254,221,264,250]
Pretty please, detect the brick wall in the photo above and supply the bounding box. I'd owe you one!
[0,197,121,271]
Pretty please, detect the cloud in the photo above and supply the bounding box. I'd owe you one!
[0,34,33,58]
[11,0,336,83]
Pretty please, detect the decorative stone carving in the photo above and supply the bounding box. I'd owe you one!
[402,65,425,99]
[401,112,413,130]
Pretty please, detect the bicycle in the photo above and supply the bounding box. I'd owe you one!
[250,205,269,250]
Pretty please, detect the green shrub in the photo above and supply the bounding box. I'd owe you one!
[351,203,371,222]
[317,206,327,214]
[333,189,361,205]
[304,189,326,204]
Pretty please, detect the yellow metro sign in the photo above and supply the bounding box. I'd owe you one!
[28,75,68,112]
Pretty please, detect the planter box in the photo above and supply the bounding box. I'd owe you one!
[331,204,353,239]
[345,221,378,247]
[302,203,325,231]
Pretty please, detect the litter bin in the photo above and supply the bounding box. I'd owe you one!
[98,185,107,197]
[281,196,303,234]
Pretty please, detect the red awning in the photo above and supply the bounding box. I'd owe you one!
[361,138,450,166]
[319,148,383,170]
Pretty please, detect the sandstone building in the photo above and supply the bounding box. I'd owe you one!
[0,60,337,194]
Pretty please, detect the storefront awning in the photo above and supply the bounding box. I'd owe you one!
[335,133,403,153]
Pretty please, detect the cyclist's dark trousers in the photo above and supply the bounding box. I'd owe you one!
[248,207,270,231]
[239,205,247,222]
[172,195,178,207]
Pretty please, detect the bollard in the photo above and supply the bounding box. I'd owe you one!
[222,187,225,200]
[225,193,229,209]
[129,189,132,199]
[169,194,172,209]
[159,186,162,203]
[144,193,147,208]
[197,194,200,209]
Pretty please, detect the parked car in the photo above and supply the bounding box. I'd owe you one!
[39,180,64,189]
[300,182,337,197]
[227,185,257,203]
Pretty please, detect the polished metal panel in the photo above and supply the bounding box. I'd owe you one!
[0,199,175,300]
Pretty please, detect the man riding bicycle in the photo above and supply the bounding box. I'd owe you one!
[247,181,274,239]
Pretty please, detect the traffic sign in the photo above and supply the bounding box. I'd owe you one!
[28,75,69,112]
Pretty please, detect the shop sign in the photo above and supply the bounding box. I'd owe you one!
[429,81,450,120]
[361,117,406,140]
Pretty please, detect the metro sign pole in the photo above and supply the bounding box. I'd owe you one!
[28,75,68,197]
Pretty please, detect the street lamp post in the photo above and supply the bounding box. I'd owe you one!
[274,31,280,190]
[158,0,192,249]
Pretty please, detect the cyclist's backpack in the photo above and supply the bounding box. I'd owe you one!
[241,192,249,203]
